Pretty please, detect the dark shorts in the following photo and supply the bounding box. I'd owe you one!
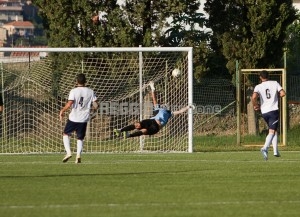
[63,120,88,140]
[262,110,279,130]
[140,119,160,135]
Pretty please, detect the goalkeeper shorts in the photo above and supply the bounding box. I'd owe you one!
[140,119,160,135]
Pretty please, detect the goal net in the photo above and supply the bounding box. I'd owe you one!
[0,47,193,154]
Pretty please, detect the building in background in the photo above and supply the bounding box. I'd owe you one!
[294,0,300,11]
[2,20,34,36]
[0,0,23,25]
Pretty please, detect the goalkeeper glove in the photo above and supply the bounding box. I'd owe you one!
[189,104,196,110]
[149,81,155,92]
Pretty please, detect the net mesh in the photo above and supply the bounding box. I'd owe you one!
[0,49,191,153]
[193,78,236,137]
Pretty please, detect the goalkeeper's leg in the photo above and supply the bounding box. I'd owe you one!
[127,130,143,138]
[114,124,135,137]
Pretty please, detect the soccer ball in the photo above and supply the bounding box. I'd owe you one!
[172,68,181,77]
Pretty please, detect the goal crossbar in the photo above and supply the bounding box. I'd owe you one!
[0,47,193,53]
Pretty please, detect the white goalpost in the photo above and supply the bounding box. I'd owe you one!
[0,47,193,154]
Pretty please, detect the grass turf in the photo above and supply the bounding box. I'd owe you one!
[0,152,300,217]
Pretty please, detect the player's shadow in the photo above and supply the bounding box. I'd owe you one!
[0,169,207,179]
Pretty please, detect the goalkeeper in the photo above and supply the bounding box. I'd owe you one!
[114,81,194,138]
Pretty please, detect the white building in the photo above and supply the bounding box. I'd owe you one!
[294,0,300,11]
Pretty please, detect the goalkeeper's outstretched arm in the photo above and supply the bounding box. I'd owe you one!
[149,81,158,107]
[173,105,195,116]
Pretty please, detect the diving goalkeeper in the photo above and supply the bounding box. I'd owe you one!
[114,81,195,138]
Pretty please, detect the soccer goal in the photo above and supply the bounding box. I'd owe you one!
[0,47,193,154]
[237,68,287,146]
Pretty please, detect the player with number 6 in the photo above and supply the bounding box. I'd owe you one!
[251,70,286,161]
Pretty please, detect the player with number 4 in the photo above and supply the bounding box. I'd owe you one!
[114,81,195,138]
[59,73,98,164]
[251,70,286,161]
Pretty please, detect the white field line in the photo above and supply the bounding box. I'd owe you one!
[0,158,300,165]
[2,200,300,209]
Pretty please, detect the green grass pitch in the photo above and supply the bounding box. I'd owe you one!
[1,152,300,217]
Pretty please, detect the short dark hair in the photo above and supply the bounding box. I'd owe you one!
[259,70,269,79]
[77,73,86,85]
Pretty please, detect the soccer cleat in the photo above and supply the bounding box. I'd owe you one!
[123,131,129,139]
[260,148,268,161]
[75,156,81,164]
[114,129,121,137]
[62,154,72,163]
[274,152,281,157]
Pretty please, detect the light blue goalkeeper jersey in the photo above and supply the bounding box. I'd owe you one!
[150,105,173,127]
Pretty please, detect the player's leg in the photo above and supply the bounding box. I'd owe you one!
[260,113,273,160]
[127,130,145,138]
[269,110,280,157]
[124,119,159,138]
[114,124,136,136]
[75,122,88,164]
[261,110,279,160]
[272,131,280,157]
[114,122,141,137]
[75,140,83,163]
[62,120,75,162]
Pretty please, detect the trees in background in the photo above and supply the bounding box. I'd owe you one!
[33,0,297,79]
[204,0,297,76]
[285,13,300,75]
[33,1,207,46]
[204,0,296,135]
[34,0,210,79]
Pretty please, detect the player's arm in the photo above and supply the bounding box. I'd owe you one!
[173,104,195,116]
[89,100,99,120]
[59,100,73,121]
[92,101,99,110]
[279,89,286,98]
[151,91,158,107]
[149,81,158,107]
[251,92,260,110]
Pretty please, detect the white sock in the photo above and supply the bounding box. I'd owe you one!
[76,140,84,157]
[263,133,274,151]
[63,135,71,155]
[272,133,278,155]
